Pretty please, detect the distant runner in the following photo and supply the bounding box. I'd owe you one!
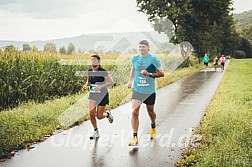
[220,55,226,71]
[213,56,218,71]
[203,53,209,71]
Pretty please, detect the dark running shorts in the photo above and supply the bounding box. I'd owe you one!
[88,92,109,106]
[221,62,225,66]
[204,62,208,66]
[132,91,156,105]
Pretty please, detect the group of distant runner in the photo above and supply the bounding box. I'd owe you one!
[203,53,226,72]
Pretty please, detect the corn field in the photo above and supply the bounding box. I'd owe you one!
[0,49,196,111]
[0,50,89,111]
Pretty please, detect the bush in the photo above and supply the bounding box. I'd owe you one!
[233,50,246,59]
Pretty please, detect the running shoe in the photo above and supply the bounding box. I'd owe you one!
[150,128,156,139]
[128,136,138,146]
[90,130,100,140]
[106,110,113,123]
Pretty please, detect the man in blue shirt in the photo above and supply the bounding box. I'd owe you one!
[203,53,209,71]
[127,40,165,146]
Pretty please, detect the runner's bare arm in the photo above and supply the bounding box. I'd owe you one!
[83,78,90,90]
[151,67,165,78]
[141,67,164,78]
[101,74,114,88]
[127,66,135,88]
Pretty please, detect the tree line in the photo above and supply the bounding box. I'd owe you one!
[22,42,76,54]
[15,42,135,55]
[136,0,252,59]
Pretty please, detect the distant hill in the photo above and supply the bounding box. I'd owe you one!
[0,31,175,54]
[234,10,252,29]
[234,10,252,44]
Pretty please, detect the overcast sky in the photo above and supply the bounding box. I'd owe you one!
[0,0,251,41]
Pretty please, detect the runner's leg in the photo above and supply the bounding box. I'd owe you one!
[89,99,97,129]
[131,99,141,133]
[96,106,107,120]
[128,99,141,146]
[146,104,157,139]
[146,104,156,124]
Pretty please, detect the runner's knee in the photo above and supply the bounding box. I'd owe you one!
[89,112,96,119]
[148,109,154,114]
[96,115,103,120]
[132,110,139,117]
[146,105,154,113]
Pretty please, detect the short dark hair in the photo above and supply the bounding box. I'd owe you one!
[139,40,149,46]
[91,54,100,61]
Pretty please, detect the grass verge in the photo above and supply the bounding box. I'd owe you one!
[178,59,252,166]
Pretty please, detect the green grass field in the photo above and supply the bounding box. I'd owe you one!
[179,59,252,166]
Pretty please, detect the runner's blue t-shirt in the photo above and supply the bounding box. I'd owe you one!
[203,55,209,63]
[132,54,161,94]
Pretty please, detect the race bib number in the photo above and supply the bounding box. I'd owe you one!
[137,77,150,87]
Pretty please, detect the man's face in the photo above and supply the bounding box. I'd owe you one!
[138,44,149,55]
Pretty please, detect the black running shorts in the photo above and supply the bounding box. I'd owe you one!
[132,91,156,105]
[88,92,109,106]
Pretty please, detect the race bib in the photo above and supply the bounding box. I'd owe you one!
[90,84,101,93]
[137,76,150,87]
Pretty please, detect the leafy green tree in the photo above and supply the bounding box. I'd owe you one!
[240,24,252,43]
[59,46,67,54]
[67,43,75,54]
[136,0,234,59]
[43,42,57,53]
[23,44,31,51]
[237,36,252,58]
[4,45,18,52]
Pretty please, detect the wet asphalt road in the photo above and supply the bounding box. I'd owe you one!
[1,61,229,167]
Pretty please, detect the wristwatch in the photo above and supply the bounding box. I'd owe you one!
[149,73,152,77]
